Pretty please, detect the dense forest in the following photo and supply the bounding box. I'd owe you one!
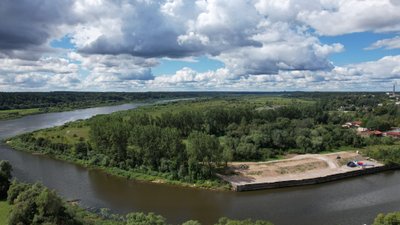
[9,94,400,186]
[0,92,211,110]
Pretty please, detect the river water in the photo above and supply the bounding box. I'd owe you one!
[0,103,399,225]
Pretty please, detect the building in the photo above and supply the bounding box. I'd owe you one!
[384,132,400,138]
[360,130,383,137]
[342,121,362,128]
[357,127,368,132]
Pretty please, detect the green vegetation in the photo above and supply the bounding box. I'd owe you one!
[0,91,229,120]
[293,92,400,128]
[8,94,400,190]
[0,161,12,200]
[0,108,43,121]
[373,211,400,225]
[0,92,216,111]
[214,218,273,225]
[0,201,11,225]
[363,144,400,166]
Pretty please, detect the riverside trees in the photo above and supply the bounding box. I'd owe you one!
[0,161,12,199]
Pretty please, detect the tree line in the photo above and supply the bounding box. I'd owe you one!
[0,92,225,110]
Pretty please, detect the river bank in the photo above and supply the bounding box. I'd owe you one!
[6,139,231,191]
[8,136,396,193]
[0,101,134,121]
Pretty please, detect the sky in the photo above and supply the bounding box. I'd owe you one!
[1,0,400,92]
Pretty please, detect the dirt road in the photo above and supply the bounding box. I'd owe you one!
[220,151,383,187]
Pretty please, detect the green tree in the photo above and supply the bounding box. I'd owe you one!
[365,117,392,131]
[7,180,30,204]
[182,220,202,225]
[8,183,81,225]
[187,131,223,180]
[126,212,167,225]
[295,136,312,153]
[215,217,273,225]
[0,160,12,199]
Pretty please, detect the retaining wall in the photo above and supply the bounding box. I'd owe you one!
[234,165,399,192]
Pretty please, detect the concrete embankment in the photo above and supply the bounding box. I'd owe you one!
[234,165,398,192]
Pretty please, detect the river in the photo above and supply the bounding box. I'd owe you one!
[0,103,399,225]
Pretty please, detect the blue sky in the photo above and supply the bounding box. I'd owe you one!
[1,0,400,91]
[320,32,400,66]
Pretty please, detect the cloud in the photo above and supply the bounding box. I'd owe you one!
[146,55,400,91]
[66,53,158,90]
[0,0,79,59]
[342,55,400,80]
[70,0,342,76]
[75,0,190,58]
[69,53,157,81]
[366,36,400,50]
[214,22,344,75]
[297,0,400,36]
[1,0,399,92]
[0,56,81,91]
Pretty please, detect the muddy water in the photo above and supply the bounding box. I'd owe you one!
[0,104,400,225]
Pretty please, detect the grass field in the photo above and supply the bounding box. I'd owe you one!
[35,124,90,145]
[132,96,314,117]
[0,201,10,225]
[0,108,42,120]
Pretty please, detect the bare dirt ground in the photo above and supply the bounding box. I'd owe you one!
[219,151,383,186]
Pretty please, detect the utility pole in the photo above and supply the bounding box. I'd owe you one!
[393,83,396,96]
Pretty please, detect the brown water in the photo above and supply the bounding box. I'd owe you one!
[0,103,400,225]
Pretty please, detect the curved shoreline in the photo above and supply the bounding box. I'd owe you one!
[5,140,231,192]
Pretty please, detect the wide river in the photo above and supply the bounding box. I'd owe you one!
[0,103,399,225]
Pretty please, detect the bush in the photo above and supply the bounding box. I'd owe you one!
[364,146,400,166]
[373,212,400,225]
[215,217,274,225]
[126,212,167,225]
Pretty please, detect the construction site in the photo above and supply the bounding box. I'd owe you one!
[220,151,387,191]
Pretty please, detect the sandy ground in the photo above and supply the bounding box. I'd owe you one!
[219,151,383,186]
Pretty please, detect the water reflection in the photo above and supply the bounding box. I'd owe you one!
[88,170,229,224]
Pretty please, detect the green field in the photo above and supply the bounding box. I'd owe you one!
[34,124,90,145]
[133,96,314,117]
[0,108,42,120]
[0,201,11,225]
